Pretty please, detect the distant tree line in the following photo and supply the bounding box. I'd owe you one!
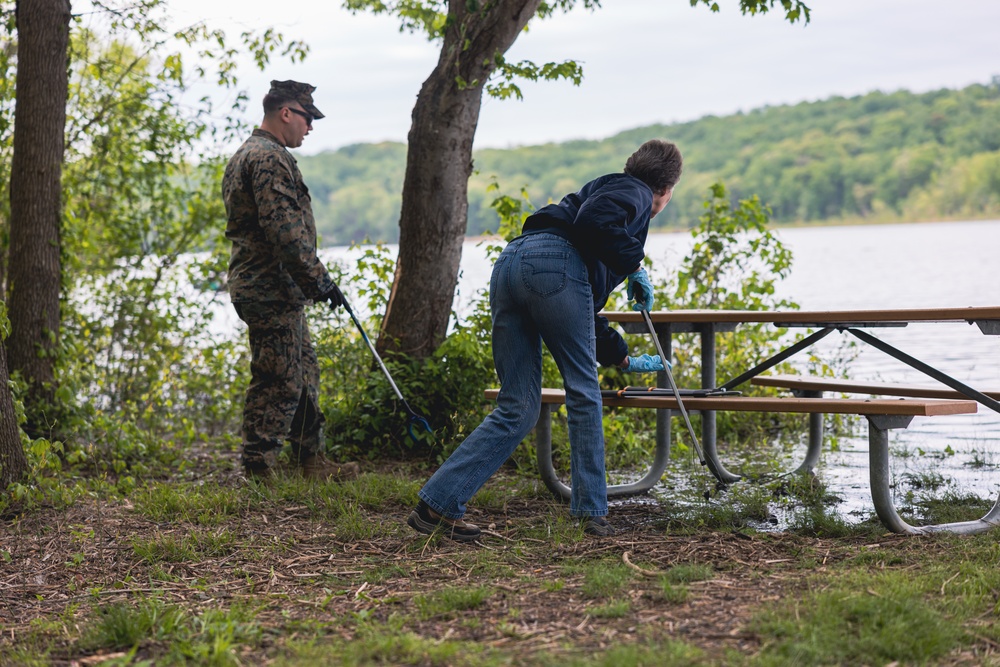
[298,79,1000,246]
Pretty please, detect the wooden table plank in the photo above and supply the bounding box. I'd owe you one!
[753,374,1000,400]
[601,306,1000,325]
[483,389,978,417]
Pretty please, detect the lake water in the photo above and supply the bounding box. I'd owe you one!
[758,220,1000,520]
[314,219,1000,522]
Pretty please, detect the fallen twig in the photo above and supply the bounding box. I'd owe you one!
[622,551,662,578]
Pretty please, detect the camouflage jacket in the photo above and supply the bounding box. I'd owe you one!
[222,129,334,305]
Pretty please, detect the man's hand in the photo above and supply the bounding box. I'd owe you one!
[322,283,346,311]
[623,354,670,373]
[626,268,654,312]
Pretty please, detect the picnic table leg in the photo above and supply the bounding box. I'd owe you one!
[791,389,824,474]
[699,325,741,483]
[534,403,571,501]
[867,415,1000,535]
[534,401,674,501]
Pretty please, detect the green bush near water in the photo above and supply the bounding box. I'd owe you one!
[4,182,822,511]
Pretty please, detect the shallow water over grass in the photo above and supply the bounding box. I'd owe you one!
[606,421,1000,533]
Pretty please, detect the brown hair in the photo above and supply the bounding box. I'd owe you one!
[624,139,683,195]
[263,93,296,116]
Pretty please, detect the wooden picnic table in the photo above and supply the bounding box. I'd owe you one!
[591,306,1000,534]
[482,307,1000,534]
[601,306,1000,498]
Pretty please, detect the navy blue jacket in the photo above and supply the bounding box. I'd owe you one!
[520,173,653,366]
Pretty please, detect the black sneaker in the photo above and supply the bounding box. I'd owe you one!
[407,500,481,542]
[583,516,616,537]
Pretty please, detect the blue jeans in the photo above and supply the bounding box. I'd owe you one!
[420,233,608,518]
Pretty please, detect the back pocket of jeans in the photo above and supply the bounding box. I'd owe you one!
[520,251,569,297]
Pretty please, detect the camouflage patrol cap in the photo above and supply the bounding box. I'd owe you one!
[268,79,325,120]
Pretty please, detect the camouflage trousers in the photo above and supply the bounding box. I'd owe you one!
[234,301,325,469]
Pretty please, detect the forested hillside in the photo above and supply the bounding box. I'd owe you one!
[298,80,1000,245]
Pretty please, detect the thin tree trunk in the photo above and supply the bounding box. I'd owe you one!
[377,0,541,359]
[0,239,6,302]
[0,332,27,489]
[7,0,71,432]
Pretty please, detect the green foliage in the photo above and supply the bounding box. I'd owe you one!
[484,177,535,247]
[316,244,497,462]
[676,183,794,310]
[654,578,690,604]
[0,0,309,502]
[294,81,1000,244]
[487,56,583,101]
[667,184,804,441]
[52,14,262,461]
[132,483,248,525]
[559,641,707,666]
[297,142,408,246]
[691,0,811,24]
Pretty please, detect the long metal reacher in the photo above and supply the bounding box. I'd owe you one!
[640,308,707,466]
[341,299,433,442]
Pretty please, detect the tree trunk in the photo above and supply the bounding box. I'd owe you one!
[7,0,71,431]
[0,333,26,489]
[377,0,541,359]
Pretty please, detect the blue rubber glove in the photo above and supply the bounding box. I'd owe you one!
[626,268,654,312]
[625,354,671,373]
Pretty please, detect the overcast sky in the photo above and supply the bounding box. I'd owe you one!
[161,0,1000,154]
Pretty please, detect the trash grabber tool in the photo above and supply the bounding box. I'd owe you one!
[341,299,432,442]
[640,308,706,466]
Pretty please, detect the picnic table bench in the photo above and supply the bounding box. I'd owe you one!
[749,374,1000,474]
[484,388,989,535]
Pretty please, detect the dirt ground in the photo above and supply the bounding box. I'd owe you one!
[0,462,986,665]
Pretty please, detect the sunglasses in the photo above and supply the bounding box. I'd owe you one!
[285,107,313,126]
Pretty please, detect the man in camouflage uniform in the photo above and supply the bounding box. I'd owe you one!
[222,80,358,481]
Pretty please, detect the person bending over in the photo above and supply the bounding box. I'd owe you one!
[408,139,683,539]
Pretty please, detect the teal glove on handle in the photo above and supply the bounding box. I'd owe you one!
[626,268,654,312]
[625,354,671,373]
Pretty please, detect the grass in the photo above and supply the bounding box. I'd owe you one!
[560,640,707,666]
[132,484,247,525]
[653,579,689,604]
[6,460,1000,666]
[911,491,997,525]
[70,598,263,666]
[749,570,966,665]
[586,599,631,618]
[276,616,506,667]
[578,559,635,598]
[413,585,493,620]
[131,529,239,564]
